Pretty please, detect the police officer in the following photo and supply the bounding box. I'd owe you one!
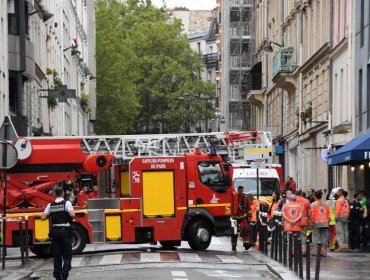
[41,186,75,280]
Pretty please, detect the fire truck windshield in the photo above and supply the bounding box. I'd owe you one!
[234,177,280,196]
[198,161,228,192]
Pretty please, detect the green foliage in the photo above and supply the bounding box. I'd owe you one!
[80,93,89,113]
[96,0,214,134]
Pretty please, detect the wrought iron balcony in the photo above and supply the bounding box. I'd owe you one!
[202,53,218,66]
[272,47,298,80]
[231,0,254,6]
[244,73,263,93]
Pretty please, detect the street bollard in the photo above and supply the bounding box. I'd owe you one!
[274,217,279,261]
[298,237,303,279]
[279,220,283,263]
[270,219,275,259]
[263,214,268,254]
[18,220,25,266]
[288,232,293,269]
[294,233,298,274]
[315,242,322,280]
[306,238,311,280]
[25,216,29,262]
[283,231,287,266]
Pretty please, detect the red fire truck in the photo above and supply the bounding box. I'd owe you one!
[0,123,272,257]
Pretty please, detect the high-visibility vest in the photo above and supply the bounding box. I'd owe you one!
[282,202,303,232]
[311,201,330,228]
[268,200,279,220]
[326,199,336,226]
[250,199,260,222]
[296,196,310,227]
[335,196,350,222]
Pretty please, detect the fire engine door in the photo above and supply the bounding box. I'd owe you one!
[142,171,174,217]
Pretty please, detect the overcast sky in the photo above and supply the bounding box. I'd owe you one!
[151,0,216,10]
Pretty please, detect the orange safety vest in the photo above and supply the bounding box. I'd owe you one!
[268,200,279,220]
[296,196,310,227]
[250,199,260,222]
[282,202,303,232]
[335,195,350,222]
[311,201,330,228]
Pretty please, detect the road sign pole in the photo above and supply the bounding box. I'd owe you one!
[1,119,9,270]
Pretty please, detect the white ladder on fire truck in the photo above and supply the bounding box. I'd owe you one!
[1,115,272,163]
[77,131,273,162]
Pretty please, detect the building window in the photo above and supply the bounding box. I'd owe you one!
[197,42,201,54]
[8,14,17,35]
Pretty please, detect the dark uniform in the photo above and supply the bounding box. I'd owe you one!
[231,190,252,250]
[46,198,74,280]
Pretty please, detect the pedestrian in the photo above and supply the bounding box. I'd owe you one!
[349,192,363,251]
[307,188,315,204]
[283,176,297,193]
[77,185,89,208]
[296,189,311,256]
[359,190,368,250]
[63,182,75,205]
[335,188,350,251]
[267,191,280,221]
[282,194,303,233]
[278,190,292,211]
[231,186,252,251]
[88,185,100,199]
[41,186,75,280]
[247,193,260,245]
[310,191,330,256]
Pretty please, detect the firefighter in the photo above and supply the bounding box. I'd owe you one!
[247,193,260,245]
[326,192,338,251]
[310,191,330,256]
[41,186,75,280]
[335,188,350,251]
[296,189,311,256]
[77,185,89,208]
[88,185,100,199]
[231,186,252,251]
[282,194,303,233]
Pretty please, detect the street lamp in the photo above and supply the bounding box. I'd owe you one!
[262,40,283,52]
[29,9,54,22]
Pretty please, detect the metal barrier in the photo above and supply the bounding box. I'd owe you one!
[251,212,324,280]
[16,217,30,267]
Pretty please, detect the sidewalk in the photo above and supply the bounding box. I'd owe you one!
[253,247,370,280]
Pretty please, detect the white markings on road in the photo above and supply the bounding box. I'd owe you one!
[71,257,84,267]
[206,270,242,278]
[210,238,223,245]
[171,271,187,277]
[99,254,123,265]
[216,255,243,263]
[140,252,161,262]
[178,253,202,262]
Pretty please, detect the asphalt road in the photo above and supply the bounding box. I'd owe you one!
[26,237,289,280]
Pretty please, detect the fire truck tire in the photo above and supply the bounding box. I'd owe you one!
[186,220,212,251]
[159,241,181,249]
[30,244,52,258]
[71,224,87,254]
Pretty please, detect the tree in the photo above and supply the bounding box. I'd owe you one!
[96,0,215,134]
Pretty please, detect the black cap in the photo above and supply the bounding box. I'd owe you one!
[237,186,244,189]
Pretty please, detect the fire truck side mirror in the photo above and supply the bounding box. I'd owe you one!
[223,162,231,172]
[223,173,231,186]
[82,154,115,173]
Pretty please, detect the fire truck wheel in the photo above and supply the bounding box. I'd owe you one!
[71,224,87,254]
[187,220,212,251]
[29,244,52,258]
[159,241,181,249]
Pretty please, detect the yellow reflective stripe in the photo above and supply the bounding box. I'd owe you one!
[177,207,187,210]
[122,209,141,213]
[189,203,231,208]
[244,149,272,153]
[233,214,247,219]
[105,210,123,214]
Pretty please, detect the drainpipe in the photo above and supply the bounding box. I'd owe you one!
[263,1,268,129]
[327,0,334,191]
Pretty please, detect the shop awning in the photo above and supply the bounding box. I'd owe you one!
[327,133,370,166]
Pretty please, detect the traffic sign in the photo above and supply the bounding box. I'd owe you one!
[0,141,18,169]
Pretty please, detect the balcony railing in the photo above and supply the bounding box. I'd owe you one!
[202,53,218,66]
[272,47,298,79]
[231,0,254,5]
